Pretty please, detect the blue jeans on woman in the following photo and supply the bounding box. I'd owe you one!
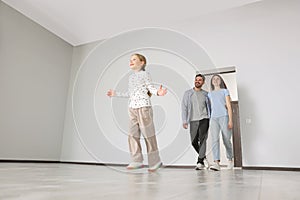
[210,116,233,161]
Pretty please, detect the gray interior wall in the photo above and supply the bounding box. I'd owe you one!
[60,41,100,162]
[60,28,216,165]
[61,0,300,168]
[173,0,300,167]
[0,2,73,160]
[1,0,300,168]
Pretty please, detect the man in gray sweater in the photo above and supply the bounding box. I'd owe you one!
[182,74,211,170]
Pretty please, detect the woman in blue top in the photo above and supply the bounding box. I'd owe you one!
[208,74,234,171]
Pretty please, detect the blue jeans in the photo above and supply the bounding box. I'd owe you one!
[210,116,233,161]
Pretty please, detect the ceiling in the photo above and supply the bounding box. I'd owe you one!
[2,0,261,46]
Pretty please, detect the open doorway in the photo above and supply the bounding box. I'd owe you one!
[200,66,242,167]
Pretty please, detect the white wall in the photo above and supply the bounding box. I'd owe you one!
[60,42,100,163]
[61,0,300,168]
[60,28,216,166]
[172,0,300,167]
[2,0,298,168]
[0,2,73,160]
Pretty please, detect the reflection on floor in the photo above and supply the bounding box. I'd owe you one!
[0,163,299,200]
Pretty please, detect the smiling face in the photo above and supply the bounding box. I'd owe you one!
[194,76,205,89]
[211,75,222,88]
[210,74,227,90]
[129,54,145,71]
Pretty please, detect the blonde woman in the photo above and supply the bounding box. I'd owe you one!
[107,54,167,172]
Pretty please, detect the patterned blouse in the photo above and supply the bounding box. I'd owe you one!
[115,70,158,108]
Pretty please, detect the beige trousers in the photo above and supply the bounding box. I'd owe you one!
[128,106,161,167]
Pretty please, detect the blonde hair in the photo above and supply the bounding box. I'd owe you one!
[132,53,147,71]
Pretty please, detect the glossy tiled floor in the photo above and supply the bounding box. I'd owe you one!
[0,163,299,200]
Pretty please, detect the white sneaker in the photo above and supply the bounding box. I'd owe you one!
[209,162,221,171]
[195,163,206,170]
[148,162,162,172]
[227,160,234,169]
[203,158,210,169]
[126,162,144,170]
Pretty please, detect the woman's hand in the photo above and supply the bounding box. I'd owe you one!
[107,89,115,97]
[183,123,188,129]
[157,85,167,96]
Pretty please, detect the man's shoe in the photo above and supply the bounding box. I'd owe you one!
[203,158,210,169]
[195,163,206,170]
[126,162,144,170]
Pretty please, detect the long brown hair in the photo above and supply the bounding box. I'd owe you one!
[210,74,227,90]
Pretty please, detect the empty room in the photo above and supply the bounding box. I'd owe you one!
[1,0,299,199]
